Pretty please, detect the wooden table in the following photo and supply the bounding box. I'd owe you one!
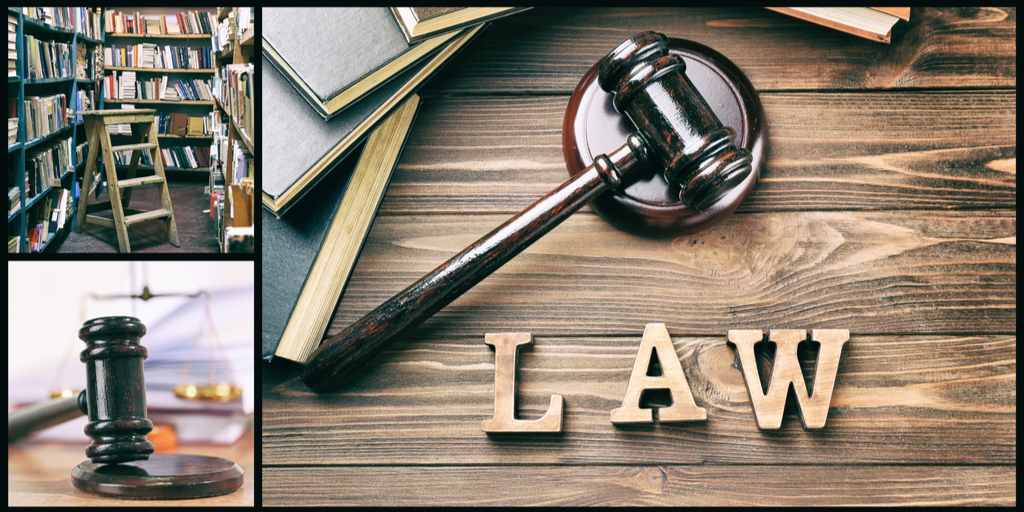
[8,426,254,506]
[264,8,1015,505]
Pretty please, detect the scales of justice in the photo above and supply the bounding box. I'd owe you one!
[8,264,245,499]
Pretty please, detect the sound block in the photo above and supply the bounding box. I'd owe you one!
[564,38,767,237]
[72,454,243,500]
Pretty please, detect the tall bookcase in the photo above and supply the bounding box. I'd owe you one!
[212,6,253,252]
[8,7,104,253]
[102,7,216,179]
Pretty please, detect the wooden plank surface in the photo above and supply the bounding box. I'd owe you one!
[378,92,1016,215]
[325,211,1015,338]
[264,466,1016,506]
[267,7,1016,506]
[263,334,1015,466]
[423,7,1016,94]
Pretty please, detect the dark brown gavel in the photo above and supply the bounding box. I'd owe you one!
[302,31,753,392]
[8,316,154,464]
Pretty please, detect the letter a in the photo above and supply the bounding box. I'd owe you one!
[728,329,849,429]
[611,323,706,424]
[481,333,563,433]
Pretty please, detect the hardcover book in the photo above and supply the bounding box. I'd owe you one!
[263,24,483,217]
[767,7,910,44]
[263,96,420,364]
[264,7,465,120]
[391,7,528,43]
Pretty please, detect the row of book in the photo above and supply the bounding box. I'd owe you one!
[24,136,71,199]
[212,64,252,145]
[155,112,214,137]
[21,8,103,40]
[21,188,72,252]
[105,10,217,35]
[24,35,71,80]
[111,144,213,170]
[105,44,213,70]
[7,15,16,77]
[104,71,213,101]
[24,93,69,143]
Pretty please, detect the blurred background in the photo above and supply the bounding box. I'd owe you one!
[7,261,254,446]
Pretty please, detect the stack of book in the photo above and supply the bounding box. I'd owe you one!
[7,14,15,77]
[263,7,519,364]
[8,117,16,147]
[8,187,20,217]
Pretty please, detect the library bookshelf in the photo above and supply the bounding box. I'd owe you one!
[8,7,104,253]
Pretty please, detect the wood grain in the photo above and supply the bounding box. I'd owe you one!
[263,465,1016,506]
[378,92,1016,215]
[267,7,1015,505]
[422,7,1016,94]
[263,333,1015,465]
[327,210,1015,338]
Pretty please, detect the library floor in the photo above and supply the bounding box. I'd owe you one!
[58,180,219,253]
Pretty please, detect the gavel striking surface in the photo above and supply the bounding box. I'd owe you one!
[564,37,766,237]
[72,316,244,499]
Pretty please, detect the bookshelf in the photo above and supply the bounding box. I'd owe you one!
[211,7,253,252]
[102,8,217,177]
[8,7,104,253]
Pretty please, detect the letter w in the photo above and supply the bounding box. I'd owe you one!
[727,329,848,429]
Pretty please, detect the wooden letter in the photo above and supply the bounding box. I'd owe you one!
[611,323,707,424]
[728,329,849,429]
[481,333,563,433]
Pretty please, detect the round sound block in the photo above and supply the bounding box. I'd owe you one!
[563,38,767,237]
[72,454,243,500]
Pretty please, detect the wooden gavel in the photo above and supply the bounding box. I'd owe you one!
[302,31,754,392]
[8,316,154,463]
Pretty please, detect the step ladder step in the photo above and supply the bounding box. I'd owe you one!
[84,214,115,227]
[109,142,158,153]
[123,208,173,226]
[118,175,165,188]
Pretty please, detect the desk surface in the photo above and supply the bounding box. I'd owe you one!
[8,427,254,506]
[264,7,1016,505]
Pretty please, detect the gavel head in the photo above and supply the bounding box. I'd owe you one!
[79,316,154,464]
[598,31,753,210]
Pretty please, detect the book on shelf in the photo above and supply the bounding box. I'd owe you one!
[766,7,910,44]
[8,14,17,77]
[105,44,212,69]
[212,63,252,145]
[263,23,484,217]
[22,8,102,39]
[23,93,69,142]
[264,7,470,120]
[24,35,71,80]
[391,7,528,43]
[263,96,420,364]
[105,10,216,35]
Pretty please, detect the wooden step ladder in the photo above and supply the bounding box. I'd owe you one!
[74,109,180,252]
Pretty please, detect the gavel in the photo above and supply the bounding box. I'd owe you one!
[302,31,754,392]
[9,316,244,499]
[8,316,153,463]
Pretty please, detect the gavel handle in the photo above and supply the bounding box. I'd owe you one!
[8,391,87,443]
[302,135,650,391]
